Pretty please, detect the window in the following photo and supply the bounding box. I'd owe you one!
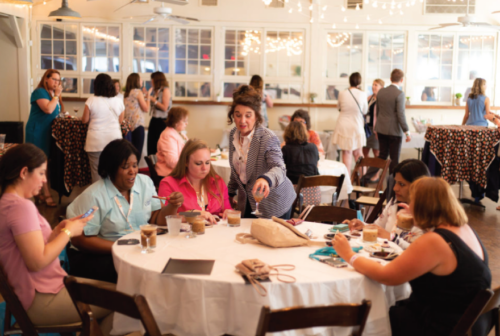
[457,34,495,81]
[367,33,405,80]
[425,0,475,14]
[265,30,303,77]
[40,24,78,71]
[413,86,452,103]
[417,34,453,80]
[61,77,78,94]
[175,28,212,75]
[133,27,169,74]
[82,25,120,72]
[175,81,211,98]
[222,82,245,98]
[325,84,349,101]
[325,32,362,78]
[265,83,301,101]
[347,0,363,10]
[224,29,261,76]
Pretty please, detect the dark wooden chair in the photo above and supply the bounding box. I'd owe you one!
[255,300,371,336]
[144,155,163,190]
[0,264,82,336]
[293,174,345,215]
[64,276,162,336]
[468,286,500,336]
[351,157,390,196]
[303,205,357,224]
[449,288,494,336]
[365,189,388,223]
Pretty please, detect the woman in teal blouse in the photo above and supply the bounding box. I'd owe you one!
[26,69,65,207]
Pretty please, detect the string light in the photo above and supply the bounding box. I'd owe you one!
[400,10,403,14]
[289,8,293,13]
[308,4,313,10]
[344,16,347,22]
[355,3,360,10]
[341,6,346,11]
[322,5,327,10]
[262,0,272,5]
[265,34,303,56]
[378,19,382,24]
[310,17,313,23]
[327,32,350,48]
[367,15,370,20]
[356,24,359,29]
[332,23,336,28]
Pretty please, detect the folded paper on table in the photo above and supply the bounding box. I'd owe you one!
[162,258,215,275]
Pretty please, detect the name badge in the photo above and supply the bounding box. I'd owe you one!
[145,200,151,207]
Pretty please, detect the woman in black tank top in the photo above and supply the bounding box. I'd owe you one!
[332,177,492,336]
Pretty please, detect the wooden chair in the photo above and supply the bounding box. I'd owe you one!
[144,155,163,190]
[468,286,500,336]
[255,300,372,336]
[0,264,82,336]
[350,157,391,198]
[64,276,162,336]
[303,205,357,224]
[365,189,388,223]
[293,174,345,215]
[449,288,494,336]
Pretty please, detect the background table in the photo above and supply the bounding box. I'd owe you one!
[0,143,17,157]
[211,159,353,201]
[422,125,500,203]
[401,132,425,159]
[112,220,410,336]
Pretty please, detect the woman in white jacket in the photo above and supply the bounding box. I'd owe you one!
[82,74,124,182]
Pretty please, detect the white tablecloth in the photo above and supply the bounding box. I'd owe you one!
[211,159,353,201]
[401,132,425,149]
[112,220,411,336]
[219,129,338,160]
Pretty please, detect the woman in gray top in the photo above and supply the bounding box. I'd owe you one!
[147,71,172,156]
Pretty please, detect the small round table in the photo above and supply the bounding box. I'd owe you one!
[112,219,410,336]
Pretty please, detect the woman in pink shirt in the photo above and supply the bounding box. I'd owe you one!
[158,139,232,224]
[0,144,113,331]
[155,107,189,177]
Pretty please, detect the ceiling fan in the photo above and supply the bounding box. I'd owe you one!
[124,3,198,24]
[111,0,187,12]
[429,0,500,31]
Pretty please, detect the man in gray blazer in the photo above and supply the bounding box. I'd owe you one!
[374,69,411,174]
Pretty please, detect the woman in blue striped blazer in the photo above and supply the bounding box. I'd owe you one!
[227,85,295,219]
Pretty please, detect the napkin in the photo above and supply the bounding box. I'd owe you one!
[309,246,363,261]
[329,224,349,233]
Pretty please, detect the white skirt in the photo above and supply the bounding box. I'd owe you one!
[332,115,366,150]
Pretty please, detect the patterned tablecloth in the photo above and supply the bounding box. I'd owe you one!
[424,125,500,188]
[0,143,18,157]
[51,117,130,194]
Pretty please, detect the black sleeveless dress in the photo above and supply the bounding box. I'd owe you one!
[390,228,492,336]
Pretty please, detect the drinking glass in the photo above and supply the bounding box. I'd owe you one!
[227,210,241,227]
[166,215,182,236]
[184,216,197,239]
[0,134,5,150]
[73,107,79,119]
[251,189,264,216]
[140,224,157,253]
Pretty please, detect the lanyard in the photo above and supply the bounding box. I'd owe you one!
[114,193,134,231]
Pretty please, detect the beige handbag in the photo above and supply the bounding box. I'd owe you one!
[235,217,310,248]
[235,259,296,296]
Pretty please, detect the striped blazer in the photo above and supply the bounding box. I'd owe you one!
[228,125,295,218]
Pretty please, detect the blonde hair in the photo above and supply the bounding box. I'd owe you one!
[410,177,468,230]
[169,139,224,207]
[468,78,486,99]
[373,79,385,88]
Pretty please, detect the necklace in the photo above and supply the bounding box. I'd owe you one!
[187,177,206,210]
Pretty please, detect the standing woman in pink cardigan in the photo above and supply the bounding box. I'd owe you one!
[155,107,189,178]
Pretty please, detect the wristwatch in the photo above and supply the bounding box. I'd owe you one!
[61,228,72,238]
[405,131,411,137]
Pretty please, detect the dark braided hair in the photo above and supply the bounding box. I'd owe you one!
[0,144,47,198]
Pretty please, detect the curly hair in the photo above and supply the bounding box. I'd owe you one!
[227,85,263,126]
[291,109,311,131]
[94,73,117,98]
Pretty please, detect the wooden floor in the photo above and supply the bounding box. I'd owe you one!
[37,181,500,288]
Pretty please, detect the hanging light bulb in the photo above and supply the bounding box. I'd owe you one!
[356,24,359,29]
[372,1,377,7]
[310,17,314,23]
[406,2,410,6]
[390,10,393,15]
[378,19,382,24]
[400,10,403,14]
[364,0,370,3]
[341,6,346,11]
[322,5,327,10]
[289,8,293,13]
[355,3,360,10]
[321,13,324,18]
[298,7,302,11]
[344,16,347,22]
[397,3,402,8]
[367,15,370,20]
[382,3,386,8]
[309,4,313,10]
[332,23,336,28]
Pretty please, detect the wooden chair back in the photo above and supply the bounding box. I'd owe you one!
[351,157,391,196]
[450,288,494,336]
[474,286,500,336]
[64,276,161,336]
[144,155,162,189]
[294,174,345,214]
[255,300,371,336]
[304,206,357,224]
[365,188,388,223]
[0,264,81,336]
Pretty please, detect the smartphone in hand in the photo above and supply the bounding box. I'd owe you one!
[82,206,98,219]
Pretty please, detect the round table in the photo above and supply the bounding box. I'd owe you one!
[211,159,353,201]
[112,219,410,336]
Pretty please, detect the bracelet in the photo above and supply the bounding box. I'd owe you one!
[61,228,72,238]
[349,254,362,266]
[53,96,59,100]
[154,101,158,106]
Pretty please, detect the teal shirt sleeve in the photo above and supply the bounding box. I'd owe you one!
[67,188,104,236]
[30,88,50,103]
[146,176,162,212]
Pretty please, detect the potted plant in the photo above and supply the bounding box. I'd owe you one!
[216,93,222,102]
[406,96,411,106]
[455,93,463,106]
[309,93,318,103]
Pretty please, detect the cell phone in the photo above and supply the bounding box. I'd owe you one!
[324,233,350,241]
[117,239,140,245]
[321,257,348,268]
[82,206,98,219]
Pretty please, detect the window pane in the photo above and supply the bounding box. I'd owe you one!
[188,45,198,59]
[41,56,52,69]
[188,29,199,44]
[66,40,77,55]
[175,60,186,74]
[41,24,52,39]
[95,57,108,72]
[187,60,198,75]
[146,43,157,58]
[187,82,198,97]
[200,45,211,60]
[200,30,211,44]
[82,57,94,71]
[200,82,211,98]
[266,30,303,78]
[53,57,64,70]
[41,40,52,54]
[325,84,348,101]
[175,82,186,97]
[201,60,211,75]
[65,25,77,40]
[146,28,156,43]
[66,56,77,71]
[226,30,236,45]
[53,40,64,55]
[159,43,169,58]
[83,41,94,56]
[223,82,244,98]
[144,59,156,72]
[83,78,95,94]
[53,25,64,39]
[61,77,77,93]
[96,41,107,56]
[158,59,169,73]
[176,44,186,58]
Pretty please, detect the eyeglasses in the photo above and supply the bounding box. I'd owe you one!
[50,78,61,83]
[299,120,307,125]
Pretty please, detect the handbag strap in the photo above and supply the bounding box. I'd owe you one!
[348,89,365,119]
[235,233,261,245]
[270,264,296,283]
